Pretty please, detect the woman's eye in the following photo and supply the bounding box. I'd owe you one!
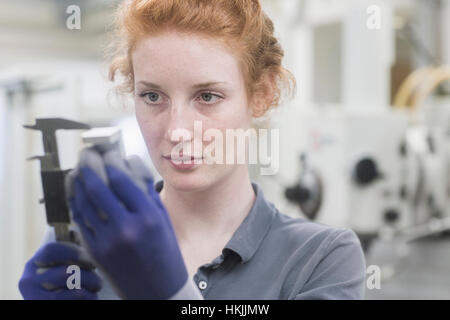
[145,92,160,102]
[139,91,163,104]
[198,92,222,104]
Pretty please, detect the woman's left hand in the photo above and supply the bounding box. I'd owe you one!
[67,149,188,300]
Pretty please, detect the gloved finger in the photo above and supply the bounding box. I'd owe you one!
[145,179,166,212]
[144,179,173,229]
[21,286,97,300]
[69,199,96,247]
[66,168,101,236]
[79,166,125,223]
[79,147,108,184]
[77,148,109,221]
[104,165,154,214]
[38,266,102,293]
[126,155,169,217]
[125,155,165,211]
[74,178,106,232]
[102,149,148,193]
[103,149,151,212]
[51,288,99,300]
[31,242,95,269]
[19,274,58,300]
[125,155,154,194]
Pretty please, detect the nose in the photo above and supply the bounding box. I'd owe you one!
[164,102,197,145]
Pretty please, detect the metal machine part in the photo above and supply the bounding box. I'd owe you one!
[82,126,125,156]
[352,157,382,186]
[276,109,410,251]
[285,154,323,220]
[24,118,91,242]
[397,126,450,230]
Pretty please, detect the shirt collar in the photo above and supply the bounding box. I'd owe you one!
[154,180,276,263]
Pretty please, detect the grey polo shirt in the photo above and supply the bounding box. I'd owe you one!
[41,180,366,300]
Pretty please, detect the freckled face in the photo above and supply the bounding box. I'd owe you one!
[132,30,253,191]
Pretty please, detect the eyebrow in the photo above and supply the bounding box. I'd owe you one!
[192,81,230,89]
[136,81,229,89]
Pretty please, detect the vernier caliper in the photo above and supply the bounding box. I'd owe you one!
[24,118,125,243]
[24,118,91,242]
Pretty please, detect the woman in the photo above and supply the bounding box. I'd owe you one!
[19,0,366,300]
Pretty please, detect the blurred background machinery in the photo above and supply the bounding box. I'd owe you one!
[251,0,450,299]
[1,0,450,299]
[250,0,450,248]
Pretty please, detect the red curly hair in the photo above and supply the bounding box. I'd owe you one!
[108,0,296,117]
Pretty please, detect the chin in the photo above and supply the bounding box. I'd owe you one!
[162,165,214,192]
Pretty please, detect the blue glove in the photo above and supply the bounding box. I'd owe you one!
[18,241,102,300]
[67,149,189,300]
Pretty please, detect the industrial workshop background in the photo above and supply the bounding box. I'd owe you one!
[1,0,450,299]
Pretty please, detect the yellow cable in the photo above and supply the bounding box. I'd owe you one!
[410,66,450,110]
[393,66,434,108]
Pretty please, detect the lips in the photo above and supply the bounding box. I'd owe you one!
[162,154,203,161]
[162,153,203,170]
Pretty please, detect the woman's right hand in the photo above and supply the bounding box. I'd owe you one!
[18,241,102,300]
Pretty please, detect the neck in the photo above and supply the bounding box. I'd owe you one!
[159,167,256,244]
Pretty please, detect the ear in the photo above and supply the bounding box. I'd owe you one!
[249,74,276,118]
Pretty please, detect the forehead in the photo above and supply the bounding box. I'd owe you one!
[131,30,243,85]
